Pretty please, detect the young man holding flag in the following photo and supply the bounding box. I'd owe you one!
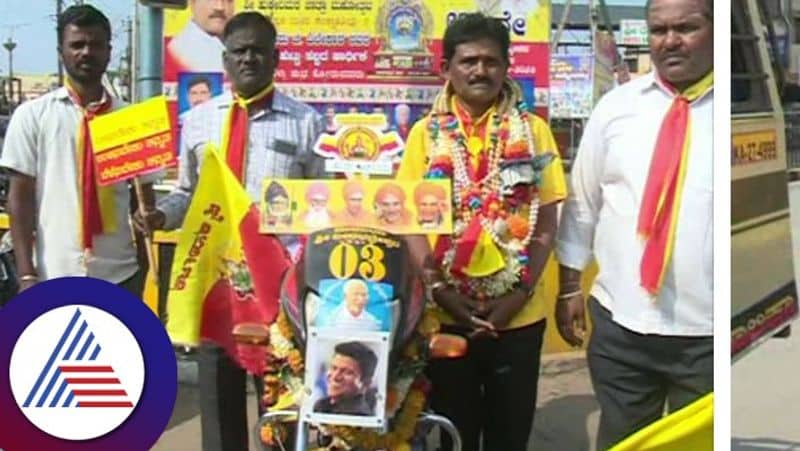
[555,0,713,448]
[0,4,157,295]
[135,11,325,451]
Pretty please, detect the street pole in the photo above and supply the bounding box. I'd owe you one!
[133,2,164,285]
[3,38,15,87]
[122,18,133,101]
[3,37,16,108]
[135,3,163,101]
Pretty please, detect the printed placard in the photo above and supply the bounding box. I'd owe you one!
[300,328,389,428]
[88,96,176,186]
[307,278,397,332]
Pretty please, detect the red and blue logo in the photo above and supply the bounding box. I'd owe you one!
[0,277,177,450]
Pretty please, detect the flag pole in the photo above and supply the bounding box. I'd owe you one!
[134,177,159,286]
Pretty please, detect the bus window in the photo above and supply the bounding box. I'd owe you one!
[733,0,773,113]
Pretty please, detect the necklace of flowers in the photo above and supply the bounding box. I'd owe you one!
[426,101,540,296]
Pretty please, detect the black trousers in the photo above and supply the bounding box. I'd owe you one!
[425,320,546,451]
[198,342,265,451]
[118,269,145,299]
[587,297,713,450]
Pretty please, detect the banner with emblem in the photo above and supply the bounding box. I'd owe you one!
[162,0,551,166]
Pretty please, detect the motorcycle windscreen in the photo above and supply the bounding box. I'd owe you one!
[300,227,421,348]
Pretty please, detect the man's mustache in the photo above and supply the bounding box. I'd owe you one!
[208,12,228,19]
[469,78,493,85]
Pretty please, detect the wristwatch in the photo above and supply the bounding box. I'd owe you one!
[425,280,447,301]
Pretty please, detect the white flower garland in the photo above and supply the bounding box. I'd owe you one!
[437,105,541,297]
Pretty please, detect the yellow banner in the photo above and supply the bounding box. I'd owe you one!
[88,96,172,152]
[261,178,453,235]
[165,0,550,42]
[163,0,549,126]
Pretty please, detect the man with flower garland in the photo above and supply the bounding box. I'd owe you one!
[135,12,325,451]
[555,0,713,448]
[397,13,566,451]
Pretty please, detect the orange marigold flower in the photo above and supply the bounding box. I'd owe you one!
[506,215,530,239]
[504,141,528,158]
[276,310,294,339]
[288,349,304,373]
[260,424,276,445]
[260,424,287,446]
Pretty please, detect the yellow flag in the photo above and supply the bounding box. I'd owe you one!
[166,148,290,374]
[166,146,252,347]
[611,393,713,451]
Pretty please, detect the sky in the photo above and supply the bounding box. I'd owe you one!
[0,0,131,76]
[0,0,647,76]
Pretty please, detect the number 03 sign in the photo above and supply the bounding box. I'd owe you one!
[329,243,387,282]
[304,227,407,295]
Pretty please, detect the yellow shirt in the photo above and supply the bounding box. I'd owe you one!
[396,111,567,329]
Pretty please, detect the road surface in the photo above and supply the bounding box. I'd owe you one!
[732,319,800,451]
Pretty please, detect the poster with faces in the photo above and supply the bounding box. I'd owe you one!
[259,178,453,235]
[300,328,390,428]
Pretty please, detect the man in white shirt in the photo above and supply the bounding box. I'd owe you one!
[0,5,158,296]
[554,0,713,448]
[165,0,234,75]
[330,279,382,331]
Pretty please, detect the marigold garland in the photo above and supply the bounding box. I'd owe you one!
[425,101,552,299]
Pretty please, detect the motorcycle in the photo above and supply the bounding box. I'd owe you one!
[233,226,464,451]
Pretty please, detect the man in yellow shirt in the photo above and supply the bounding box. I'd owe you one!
[397,13,566,451]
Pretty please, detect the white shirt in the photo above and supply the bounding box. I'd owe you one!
[167,20,225,73]
[0,88,161,283]
[556,72,713,336]
[331,305,382,331]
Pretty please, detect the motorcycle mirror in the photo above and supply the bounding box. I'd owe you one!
[428,333,467,359]
[232,323,271,347]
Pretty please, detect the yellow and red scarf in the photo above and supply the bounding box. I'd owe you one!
[638,71,713,295]
[220,83,275,182]
[66,79,117,250]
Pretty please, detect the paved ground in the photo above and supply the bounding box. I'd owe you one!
[152,352,600,451]
[732,319,800,451]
